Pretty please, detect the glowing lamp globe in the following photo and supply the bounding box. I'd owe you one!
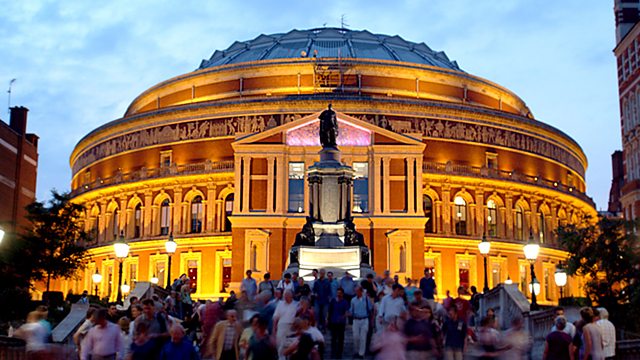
[554,266,567,287]
[92,270,102,284]
[114,234,130,259]
[121,282,130,294]
[523,236,540,262]
[150,274,159,285]
[165,234,177,254]
[505,276,513,285]
[0,228,4,244]
[528,278,541,296]
[478,236,491,255]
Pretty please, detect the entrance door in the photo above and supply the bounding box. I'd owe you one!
[222,258,232,292]
[188,260,198,292]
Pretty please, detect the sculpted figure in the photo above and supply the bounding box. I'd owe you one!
[293,217,316,247]
[319,104,338,148]
[344,217,365,247]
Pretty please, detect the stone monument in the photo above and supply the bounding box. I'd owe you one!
[287,105,371,279]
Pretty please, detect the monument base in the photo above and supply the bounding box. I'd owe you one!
[287,245,372,280]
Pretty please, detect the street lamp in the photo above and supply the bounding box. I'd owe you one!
[528,278,541,296]
[114,231,130,304]
[505,275,513,285]
[523,231,540,311]
[478,234,491,293]
[150,274,159,285]
[165,233,177,288]
[554,261,568,303]
[92,269,102,297]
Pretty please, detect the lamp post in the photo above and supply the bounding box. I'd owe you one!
[528,278,541,297]
[165,233,177,288]
[114,231,130,304]
[92,269,102,297]
[523,231,540,311]
[554,261,567,304]
[478,234,491,293]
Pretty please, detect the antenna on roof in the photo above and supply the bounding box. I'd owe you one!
[340,14,349,29]
[7,78,16,116]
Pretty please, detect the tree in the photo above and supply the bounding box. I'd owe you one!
[21,190,90,294]
[557,216,640,331]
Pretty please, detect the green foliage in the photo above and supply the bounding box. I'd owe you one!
[21,191,90,293]
[557,216,640,331]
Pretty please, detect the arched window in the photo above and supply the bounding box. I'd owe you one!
[399,245,406,273]
[111,209,119,240]
[515,205,524,241]
[454,196,467,235]
[423,195,434,233]
[487,199,498,237]
[224,194,234,232]
[160,199,171,236]
[251,244,258,271]
[190,196,203,233]
[539,212,546,244]
[134,203,142,238]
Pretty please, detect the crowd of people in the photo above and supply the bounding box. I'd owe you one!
[11,268,618,360]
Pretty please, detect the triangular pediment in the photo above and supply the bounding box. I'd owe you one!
[233,110,424,148]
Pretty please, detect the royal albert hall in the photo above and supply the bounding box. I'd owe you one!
[54,28,595,304]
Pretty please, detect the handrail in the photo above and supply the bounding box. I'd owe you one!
[72,159,234,196]
[423,160,594,206]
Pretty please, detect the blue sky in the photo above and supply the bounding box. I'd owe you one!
[0,1,619,210]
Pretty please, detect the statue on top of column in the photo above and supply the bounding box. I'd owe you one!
[319,104,338,148]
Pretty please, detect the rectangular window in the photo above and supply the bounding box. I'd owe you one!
[492,262,501,287]
[352,162,369,213]
[160,150,172,168]
[160,202,171,236]
[188,260,198,292]
[458,260,470,290]
[486,152,498,169]
[288,162,305,213]
[155,261,166,288]
[129,263,137,284]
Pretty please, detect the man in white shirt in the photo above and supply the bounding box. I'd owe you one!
[81,308,125,360]
[273,289,299,360]
[550,306,576,338]
[377,284,406,327]
[596,307,616,359]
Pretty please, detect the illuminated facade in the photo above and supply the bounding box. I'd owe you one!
[54,28,595,304]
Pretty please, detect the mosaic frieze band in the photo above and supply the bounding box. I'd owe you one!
[72,113,585,175]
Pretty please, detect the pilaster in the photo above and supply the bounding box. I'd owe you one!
[173,187,182,234]
[206,183,217,232]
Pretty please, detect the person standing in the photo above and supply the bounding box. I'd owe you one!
[159,324,199,360]
[313,269,331,332]
[348,286,372,359]
[327,271,339,299]
[452,287,471,324]
[247,316,278,360]
[377,284,407,329]
[73,307,96,353]
[551,307,576,338]
[419,269,437,309]
[339,272,356,302]
[596,307,616,360]
[208,310,243,360]
[258,273,275,299]
[581,307,605,360]
[442,307,467,360]
[273,290,299,360]
[360,273,378,300]
[543,317,572,360]
[107,303,120,324]
[133,299,170,357]
[501,317,531,360]
[404,305,435,360]
[241,270,258,301]
[277,273,295,293]
[328,288,349,358]
[80,308,125,360]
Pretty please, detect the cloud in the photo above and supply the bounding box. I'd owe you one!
[0,0,619,209]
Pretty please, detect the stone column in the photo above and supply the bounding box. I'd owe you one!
[442,185,451,235]
[407,157,415,214]
[434,200,442,234]
[119,195,127,237]
[173,187,182,234]
[475,189,485,236]
[505,193,513,239]
[99,200,107,243]
[383,157,390,214]
[242,156,251,213]
[530,198,539,238]
[267,157,275,213]
[215,199,223,231]
[233,156,242,214]
[144,191,153,238]
[275,155,285,214]
[206,183,217,232]
[374,156,382,214]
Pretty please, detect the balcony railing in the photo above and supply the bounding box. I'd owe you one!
[423,160,594,206]
[73,159,234,196]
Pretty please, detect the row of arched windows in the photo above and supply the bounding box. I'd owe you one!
[87,193,234,242]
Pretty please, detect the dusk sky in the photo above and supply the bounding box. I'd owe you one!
[0,1,619,210]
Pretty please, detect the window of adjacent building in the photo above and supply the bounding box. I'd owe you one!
[190,196,203,233]
[134,204,142,238]
[423,195,434,233]
[129,263,137,284]
[487,199,498,237]
[160,150,172,168]
[539,212,546,244]
[224,194,234,232]
[288,162,305,213]
[454,196,467,235]
[155,261,166,288]
[485,152,498,169]
[352,162,369,213]
[515,205,524,241]
[160,200,171,236]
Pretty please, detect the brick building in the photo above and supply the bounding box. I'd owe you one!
[0,107,39,234]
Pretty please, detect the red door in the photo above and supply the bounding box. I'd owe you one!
[188,262,198,292]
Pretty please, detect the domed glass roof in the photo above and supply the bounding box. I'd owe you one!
[198,28,462,71]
